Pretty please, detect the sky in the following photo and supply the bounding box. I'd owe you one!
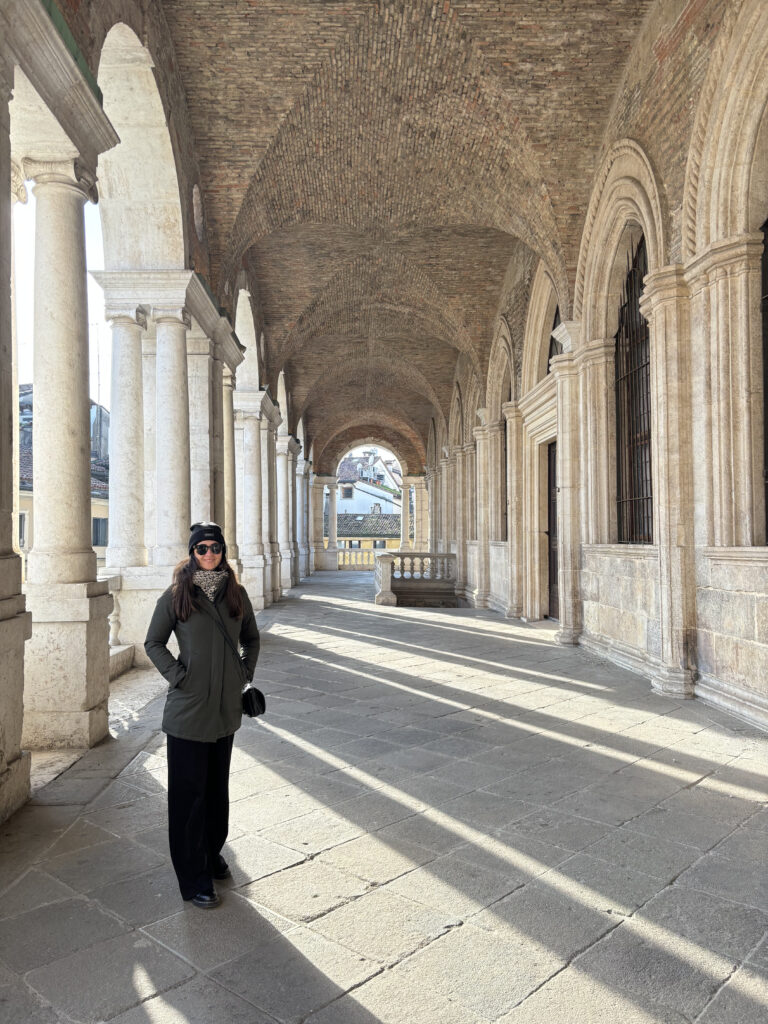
[13,188,111,409]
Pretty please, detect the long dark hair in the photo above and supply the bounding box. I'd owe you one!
[171,555,244,622]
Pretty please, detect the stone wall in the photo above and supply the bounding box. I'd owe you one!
[487,541,510,617]
[695,550,768,728]
[581,546,661,675]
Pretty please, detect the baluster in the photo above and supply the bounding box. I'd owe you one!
[109,593,121,647]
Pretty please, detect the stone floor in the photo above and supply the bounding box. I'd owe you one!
[1,571,768,1024]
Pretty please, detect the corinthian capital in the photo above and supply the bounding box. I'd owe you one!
[23,157,98,202]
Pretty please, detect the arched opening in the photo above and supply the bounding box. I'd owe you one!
[234,287,260,390]
[97,24,185,271]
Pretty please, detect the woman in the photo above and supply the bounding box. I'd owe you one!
[145,522,260,908]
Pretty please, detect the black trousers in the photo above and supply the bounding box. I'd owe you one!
[166,733,234,899]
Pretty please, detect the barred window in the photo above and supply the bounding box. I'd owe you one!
[615,235,652,543]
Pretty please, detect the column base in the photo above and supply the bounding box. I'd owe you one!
[375,592,397,606]
[316,548,339,571]
[22,705,108,750]
[651,664,695,699]
[298,543,310,579]
[291,543,300,586]
[0,751,31,825]
[270,544,282,602]
[241,555,268,610]
[555,626,581,646]
[26,548,97,584]
[23,581,113,750]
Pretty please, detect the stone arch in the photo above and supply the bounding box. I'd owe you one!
[316,414,424,477]
[233,281,260,390]
[294,355,444,430]
[448,384,464,450]
[463,374,483,447]
[575,138,667,341]
[276,370,290,435]
[334,439,408,478]
[521,262,561,393]
[96,23,185,270]
[486,317,516,421]
[427,419,437,472]
[684,0,768,255]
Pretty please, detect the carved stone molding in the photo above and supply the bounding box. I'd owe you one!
[10,160,27,204]
[23,157,98,201]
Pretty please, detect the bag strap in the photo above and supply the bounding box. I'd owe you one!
[199,599,248,682]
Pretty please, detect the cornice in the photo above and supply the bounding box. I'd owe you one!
[683,233,764,287]
[91,270,194,311]
[1,0,118,170]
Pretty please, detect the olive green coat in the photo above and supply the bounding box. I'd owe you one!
[144,584,260,742]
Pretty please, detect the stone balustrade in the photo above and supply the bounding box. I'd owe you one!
[375,551,458,607]
[338,547,376,570]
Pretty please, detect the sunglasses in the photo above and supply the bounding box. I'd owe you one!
[193,543,222,555]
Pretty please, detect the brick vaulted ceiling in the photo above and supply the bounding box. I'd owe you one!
[161,0,654,473]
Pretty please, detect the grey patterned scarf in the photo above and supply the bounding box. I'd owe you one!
[193,568,229,603]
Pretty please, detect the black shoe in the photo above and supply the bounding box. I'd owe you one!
[189,890,220,909]
[212,855,231,880]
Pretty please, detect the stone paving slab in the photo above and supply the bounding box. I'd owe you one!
[26,932,194,1023]
[0,571,766,1023]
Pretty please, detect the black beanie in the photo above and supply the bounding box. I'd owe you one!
[189,521,226,554]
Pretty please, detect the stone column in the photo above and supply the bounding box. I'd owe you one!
[142,332,157,555]
[580,339,616,544]
[466,444,477,543]
[412,477,428,549]
[152,308,191,566]
[502,401,523,618]
[452,452,466,591]
[276,435,293,591]
[0,65,31,817]
[186,327,214,524]
[686,235,765,547]
[486,422,505,543]
[261,413,281,603]
[211,349,225,526]
[222,369,241,570]
[105,308,147,569]
[400,477,413,550]
[550,320,582,643]
[23,158,112,748]
[327,477,339,554]
[308,475,319,572]
[10,161,25,561]
[288,439,300,585]
[310,475,332,569]
[426,469,437,550]
[238,406,266,603]
[296,456,309,578]
[641,267,696,696]
[438,457,450,550]
[473,422,490,607]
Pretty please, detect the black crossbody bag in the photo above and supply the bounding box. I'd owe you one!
[204,603,266,718]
